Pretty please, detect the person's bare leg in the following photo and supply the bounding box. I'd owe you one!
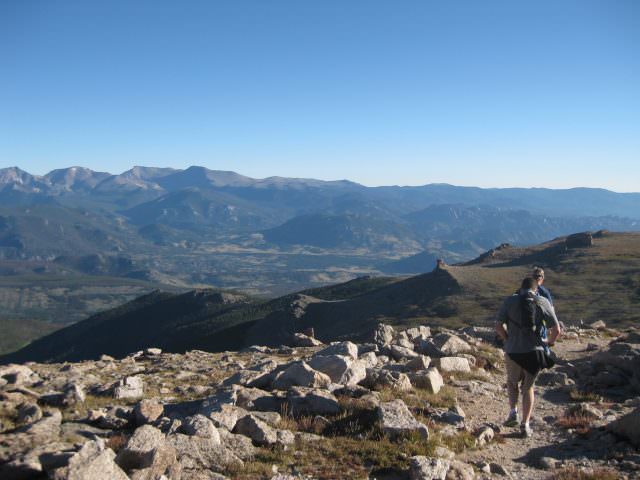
[522,386,534,423]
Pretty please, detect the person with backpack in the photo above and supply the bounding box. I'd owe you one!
[533,267,553,305]
[495,277,561,438]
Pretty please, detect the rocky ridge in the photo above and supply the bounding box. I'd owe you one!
[1,323,639,479]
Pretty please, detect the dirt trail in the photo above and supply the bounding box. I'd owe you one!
[451,335,622,479]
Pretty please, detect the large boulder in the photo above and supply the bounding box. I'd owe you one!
[233,414,278,446]
[272,362,331,390]
[432,334,471,356]
[371,324,395,347]
[0,364,40,386]
[113,376,144,399]
[287,387,341,416]
[134,399,164,426]
[377,400,429,439]
[290,332,324,347]
[167,433,243,473]
[410,456,450,480]
[316,341,359,360]
[405,355,432,372]
[388,345,420,361]
[307,355,366,386]
[362,369,412,392]
[435,357,470,373]
[607,407,640,447]
[53,439,129,480]
[408,368,444,394]
[405,326,432,342]
[115,425,166,471]
[181,414,221,441]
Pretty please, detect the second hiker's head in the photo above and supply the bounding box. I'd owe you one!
[521,276,538,293]
[532,267,545,285]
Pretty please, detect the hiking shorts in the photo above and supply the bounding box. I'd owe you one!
[505,353,537,391]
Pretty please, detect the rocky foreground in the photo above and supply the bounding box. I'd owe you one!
[1,323,639,480]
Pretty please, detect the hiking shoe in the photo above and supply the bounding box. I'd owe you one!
[521,423,533,438]
[504,411,519,427]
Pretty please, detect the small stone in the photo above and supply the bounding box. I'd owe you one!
[113,376,144,399]
[181,414,221,442]
[538,457,557,470]
[436,357,470,373]
[134,399,164,425]
[17,403,43,426]
[409,456,450,480]
[144,347,162,356]
[405,355,432,372]
[377,399,429,439]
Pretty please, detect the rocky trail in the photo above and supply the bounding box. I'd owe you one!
[1,322,639,480]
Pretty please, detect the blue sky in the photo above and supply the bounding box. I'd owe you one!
[1,1,639,191]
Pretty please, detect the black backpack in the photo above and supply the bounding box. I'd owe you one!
[519,292,539,334]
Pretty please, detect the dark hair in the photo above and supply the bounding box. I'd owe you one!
[521,277,538,291]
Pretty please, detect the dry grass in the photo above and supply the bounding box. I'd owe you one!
[556,413,593,435]
[568,389,602,404]
[548,466,619,480]
[378,385,457,410]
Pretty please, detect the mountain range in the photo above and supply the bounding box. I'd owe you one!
[4,230,639,363]
[1,165,639,347]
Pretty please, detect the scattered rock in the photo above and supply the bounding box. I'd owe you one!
[115,425,166,471]
[290,332,323,347]
[363,369,412,391]
[55,439,129,480]
[308,355,366,386]
[409,456,450,480]
[435,357,470,373]
[372,324,395,347]
[287,387,341,416]
[388,345,420,361]
[272,362,331,390]
[432,334,471,356]
[607,407,640,447]
[134,399,164,425]
[182,414,221,442]
[445,460,474,480]
[377,400,429,439]
[316,341,359,360]
[405,355,432,372]
[233,414,278,446]
[113,376,144,399]
[474,426,494,447]
[16,403,42,426]
[408,367,443,394]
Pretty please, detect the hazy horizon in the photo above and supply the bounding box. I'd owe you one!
[2,1,639,191]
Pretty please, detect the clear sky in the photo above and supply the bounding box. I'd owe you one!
[1,1,639,191]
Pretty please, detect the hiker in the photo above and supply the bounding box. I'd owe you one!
[495,277,561,437]
[533,266,552,348]
[533,267,553,305]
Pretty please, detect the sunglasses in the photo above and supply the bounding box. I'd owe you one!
[534,275,544,279]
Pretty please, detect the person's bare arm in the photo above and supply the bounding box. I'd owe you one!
[495,322,508,342]
[547,325,560,346]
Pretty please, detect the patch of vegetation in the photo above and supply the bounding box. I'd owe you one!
[378,386,457,410]
[556,413,593,435]
[568,389,602,403]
